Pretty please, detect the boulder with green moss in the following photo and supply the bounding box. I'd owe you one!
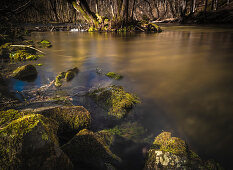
[89,85,140,119]
[9,49,39,61]
[11,64,37,81]
[105,72,123,80]
[55,67,79,87]
[37,106,91,144]
[0,109,73,170]
[38,40,52,48]
[62,129,121,170]
[65,67,79,81]
[144,132,221,170]
[0,43,12,61]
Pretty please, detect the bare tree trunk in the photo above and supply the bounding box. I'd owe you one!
[131,0,136,20]
[204,0,208,13]
[95,0,98,13]
[71,0,98,27]
[153,0,160,19]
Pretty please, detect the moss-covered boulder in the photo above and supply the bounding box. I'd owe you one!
[65,67,79,81]
[89,85,140,119]
[38,106,91,144]
[55,67,79,87]
[10,49,39,61]
[62,129,121,170]
[144,132,220,170]
[105,72,123,80]
[38,40,52,48]
[0,109,73,170]
[12,64,37,81]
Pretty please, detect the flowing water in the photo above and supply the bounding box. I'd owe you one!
[9,25,233,169]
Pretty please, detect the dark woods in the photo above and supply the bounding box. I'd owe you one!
[0,0,232,24]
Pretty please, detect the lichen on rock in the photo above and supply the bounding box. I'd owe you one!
[89,85,140,119]
[62,129,121,170]
[0,109,72,170]
[11,64,37,81]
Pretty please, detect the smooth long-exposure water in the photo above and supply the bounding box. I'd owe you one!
[10,25,233,169]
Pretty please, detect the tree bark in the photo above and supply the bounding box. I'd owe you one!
[71,0,98,27]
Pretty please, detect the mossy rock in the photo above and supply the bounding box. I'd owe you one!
[10,49,39,61]
[55,72,66,87]
[38,106,91,145]
[146,23,162,33]
[0,43,12,61]
[144,132,221,170]
[12,64,37,81]
[89,85,140,119]
[55,67,79,87]
[62,129,121,170]
[65,67,79,82]
[38,40,52,48]
[0,109,73,170]
[105,72,123,80]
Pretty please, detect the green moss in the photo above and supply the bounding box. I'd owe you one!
[39,106,91,144]
[89,85,140,118]
[107,122,146,142]
[12,64,37,80]
[0,109,26,128]
[9,49,40,61]
[152,132,199,159]
[147,23,162,33]
[88,26,98,32]
[55,72,65,87]
[62,129,121,169]
[55,67,79,87]
[38,40,52,48]
[105,72,123,80]
[0,112,58,169]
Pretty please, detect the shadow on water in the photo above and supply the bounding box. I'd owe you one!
[8,25,233,169]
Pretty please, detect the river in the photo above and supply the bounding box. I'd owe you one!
[9,25,233,169]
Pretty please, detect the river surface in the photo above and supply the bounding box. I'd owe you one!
[10,25,233,169]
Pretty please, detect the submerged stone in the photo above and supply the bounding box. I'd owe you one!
[89,85,140,119]
[105,72,123,80]
[62,129,121,170]
[0,109,73,170]
[65,67,79,82]
[12,64,37,81]
[55,67,79,87]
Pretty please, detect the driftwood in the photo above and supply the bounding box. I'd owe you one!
[10,45,45,54]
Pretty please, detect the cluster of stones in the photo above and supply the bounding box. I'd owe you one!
[0,106,120,170]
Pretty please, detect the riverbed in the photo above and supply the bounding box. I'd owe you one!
[9,25,233,169]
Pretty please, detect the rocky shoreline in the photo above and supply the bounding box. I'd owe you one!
[0,29,224,170]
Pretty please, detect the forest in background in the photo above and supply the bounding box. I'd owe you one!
[0,0,233,25]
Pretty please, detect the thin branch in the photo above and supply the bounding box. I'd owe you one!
[10,45,45,54]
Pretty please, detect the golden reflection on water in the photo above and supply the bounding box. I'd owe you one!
[31,27,233,165]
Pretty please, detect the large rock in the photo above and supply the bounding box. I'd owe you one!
[12,64,37,81]
[89,85,140,119]
[38,106,91,145]
[144,132,222,170]
[62,129,121,170]
[0,109,73,170]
